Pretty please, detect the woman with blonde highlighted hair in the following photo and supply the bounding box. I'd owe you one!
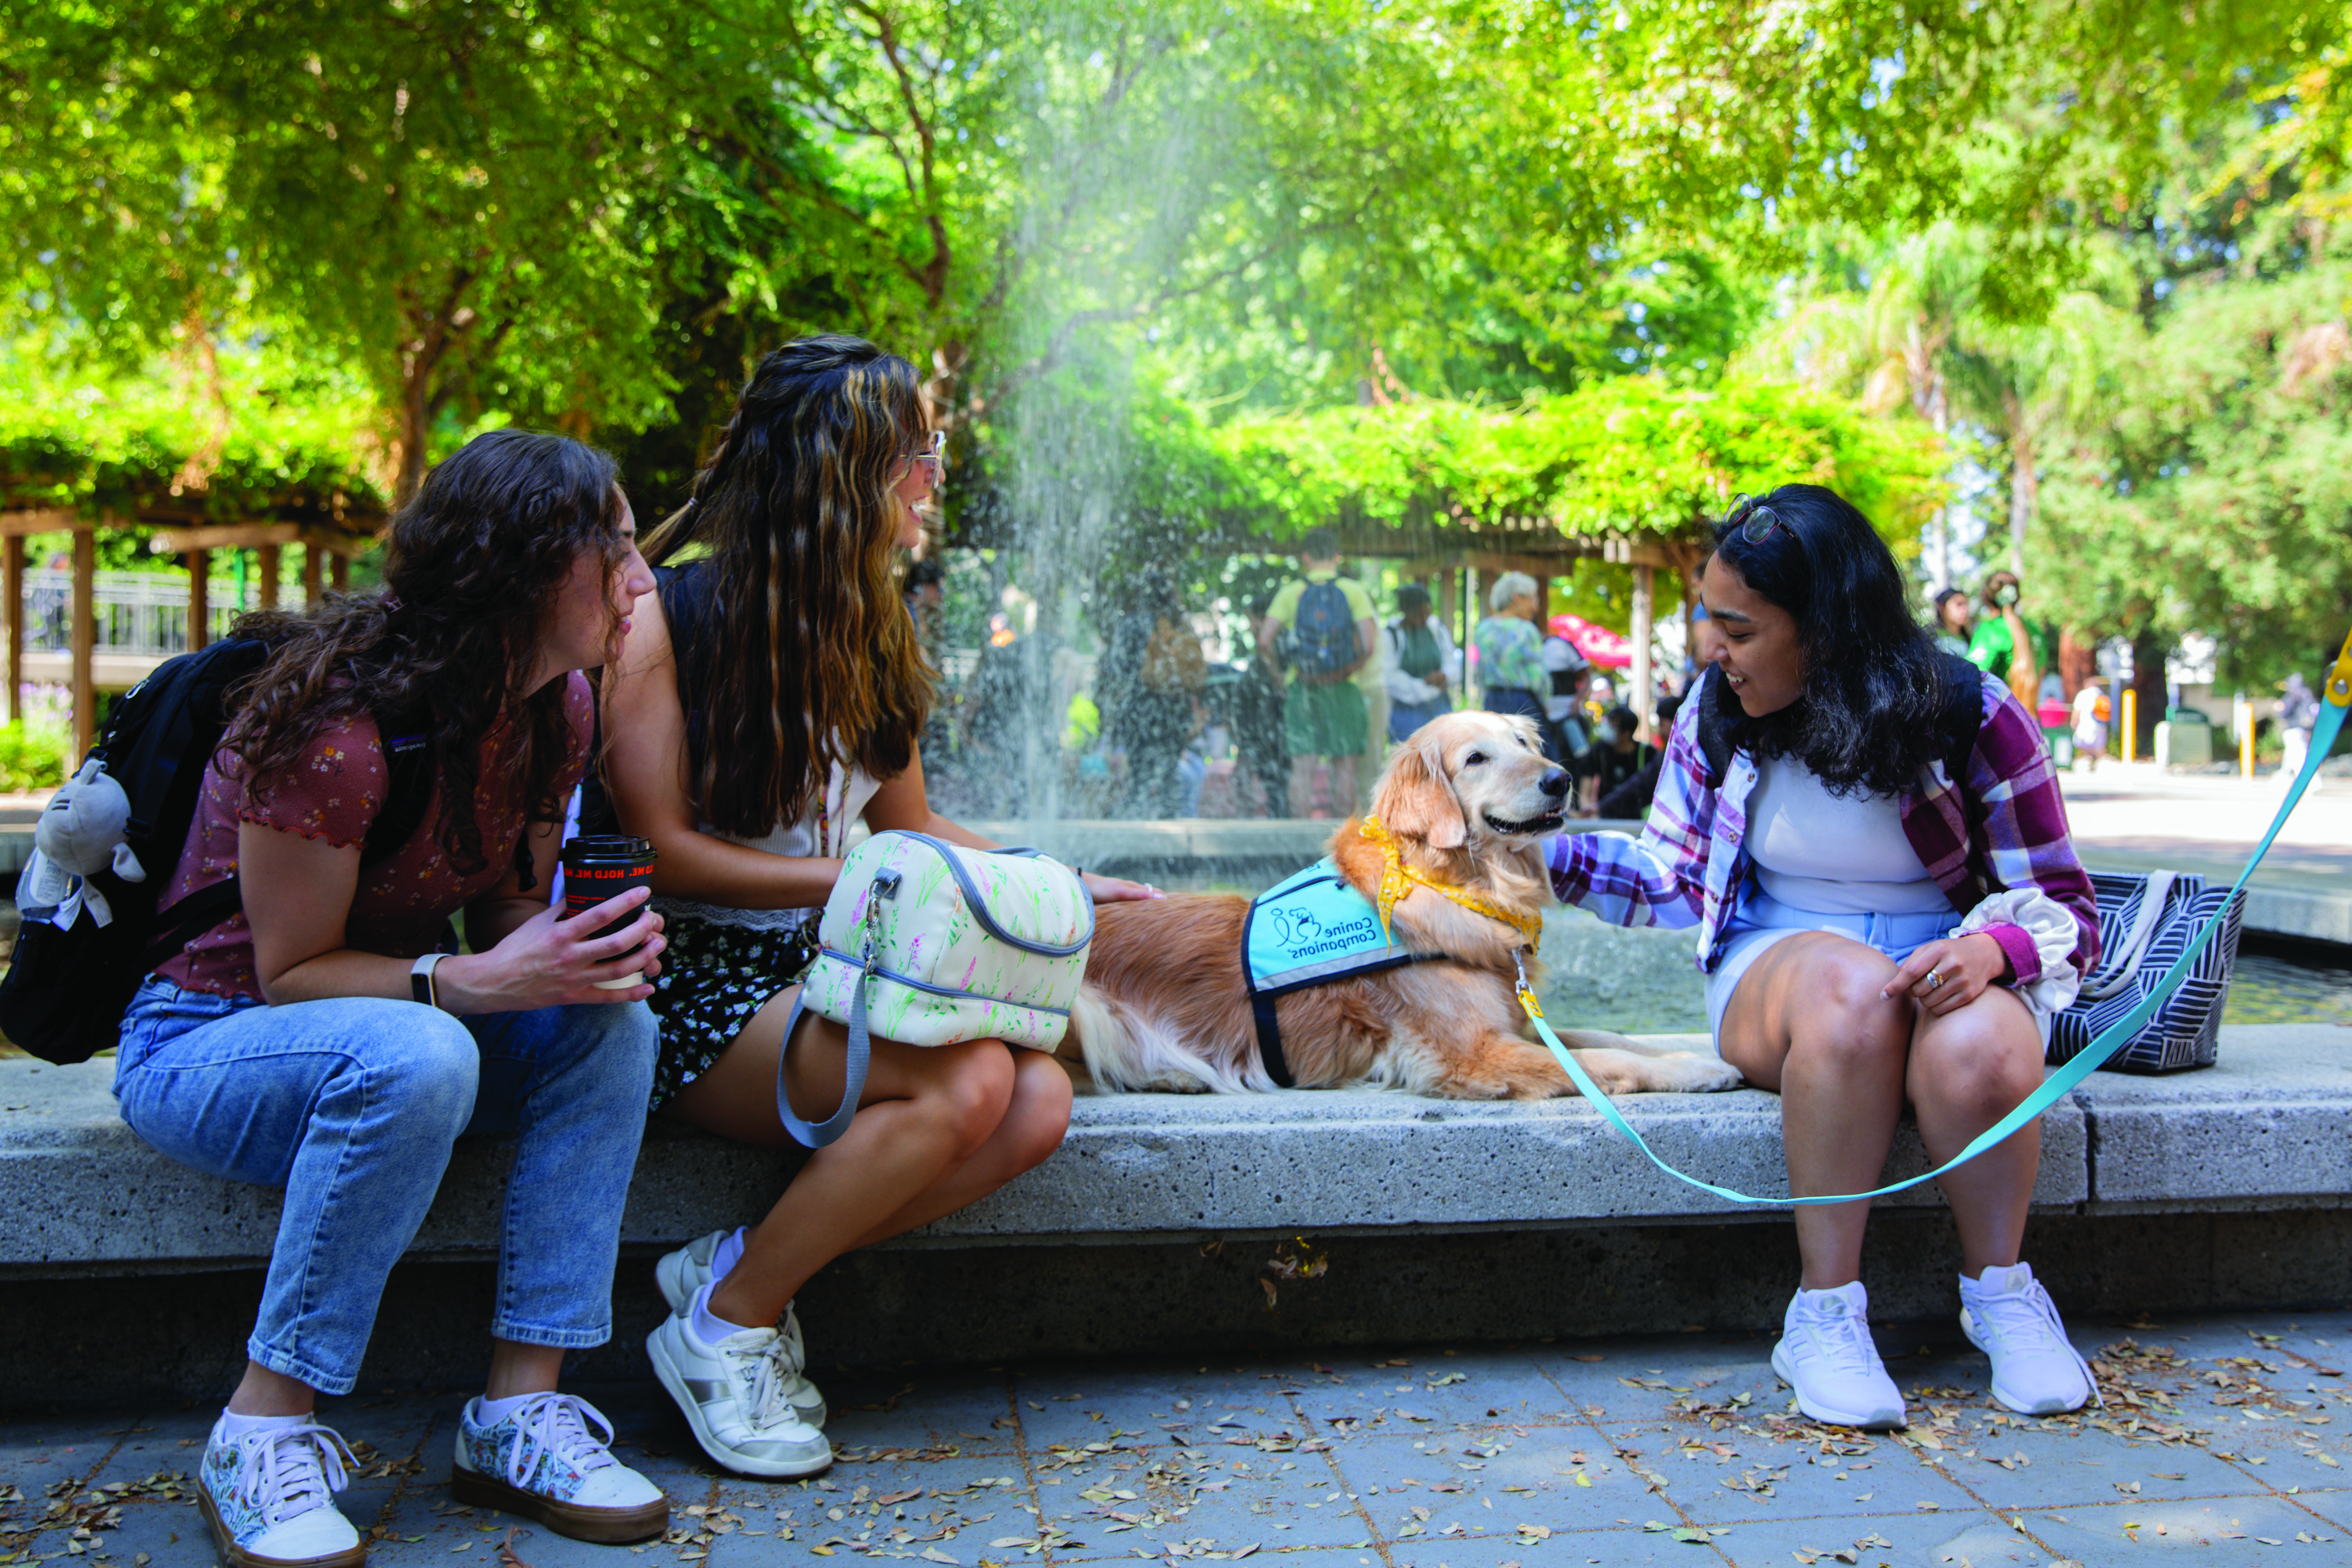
[601,335,1157,1478]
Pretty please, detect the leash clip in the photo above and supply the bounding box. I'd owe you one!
[2327,624,2352,708]
[1513,951,1545,1019]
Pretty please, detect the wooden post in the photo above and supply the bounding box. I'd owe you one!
[3,534,20,724]
[1629,562,1656,735]
[300,543,323,609]
[330,552,349,592]
[187,546,211,653]
[71,529,96,760]
[256,543,281,610]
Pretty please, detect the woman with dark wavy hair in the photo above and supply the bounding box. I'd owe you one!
[602,335,1158,1477]
[1546,484,2102,1431]
[114,429,671,1567]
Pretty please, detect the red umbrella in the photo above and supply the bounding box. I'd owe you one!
[1548,612,1634,668]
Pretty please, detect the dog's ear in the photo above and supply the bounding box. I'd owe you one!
[1373,734,1468,850]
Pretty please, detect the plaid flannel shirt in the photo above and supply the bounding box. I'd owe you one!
[1546,668,2100,988]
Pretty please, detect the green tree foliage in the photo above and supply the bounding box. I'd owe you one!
[2033,259,2352,683]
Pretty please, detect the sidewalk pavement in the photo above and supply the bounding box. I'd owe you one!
[10,1307,2352,1568]
[2056,763,2350,894]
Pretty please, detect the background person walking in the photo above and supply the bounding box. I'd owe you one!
[1259,528,1377,816]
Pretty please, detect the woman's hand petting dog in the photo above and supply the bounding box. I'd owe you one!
[1881,933,2011,1017]
[1084,872,1164,903]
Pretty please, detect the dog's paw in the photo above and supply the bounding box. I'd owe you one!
[1660,1052,1747,1093]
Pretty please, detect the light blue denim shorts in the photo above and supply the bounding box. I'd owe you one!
[1704,883,1954,1049]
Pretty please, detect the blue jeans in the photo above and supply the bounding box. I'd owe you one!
[114,977,658,1396]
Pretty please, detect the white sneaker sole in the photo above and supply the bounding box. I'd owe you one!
[1960,1310,2092,1415]
[1771,1339,1908,1429]
[654,1241,828,1426]
[645,1325,834,1480]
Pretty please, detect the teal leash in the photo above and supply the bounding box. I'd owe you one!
[1517,670,2350,1208]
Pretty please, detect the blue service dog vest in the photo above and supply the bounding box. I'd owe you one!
[1243,858,1422,1086]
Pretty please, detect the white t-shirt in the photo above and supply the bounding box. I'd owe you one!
[654,761,884,930]
[1745,754,1948,915]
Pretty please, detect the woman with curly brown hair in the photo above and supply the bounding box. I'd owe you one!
[112,429,671,1567]
[602,335,1157,1478]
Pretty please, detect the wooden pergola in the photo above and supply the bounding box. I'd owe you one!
[2,498,382,760]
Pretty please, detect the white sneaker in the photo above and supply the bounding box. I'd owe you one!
[1771,1281,1908,1429]
[654,1230,826,1425]
[1960,1262,2098,1415]
[452,1391,667,1542]
[646,1310,834,1478]
[198,1416,365,1568]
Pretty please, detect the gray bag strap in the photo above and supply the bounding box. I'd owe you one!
[2078,869,2179,1002]
[773,982,868,1149]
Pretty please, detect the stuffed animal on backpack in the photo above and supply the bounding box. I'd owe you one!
[18,757,144,926]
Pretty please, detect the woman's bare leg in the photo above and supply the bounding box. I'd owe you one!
[1716,933,1914,1289]
[1907,985,2045,1277]
[842,1047,1072,1249]
[664,987,1070,1324]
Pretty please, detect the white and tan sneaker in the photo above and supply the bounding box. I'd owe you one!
[1771,1281,1908,1429]
[646,1305,833,1479]
[1960,1262,2097,1415]
[654,1230,826,1425]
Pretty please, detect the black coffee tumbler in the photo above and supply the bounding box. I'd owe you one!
[559,835,660,989]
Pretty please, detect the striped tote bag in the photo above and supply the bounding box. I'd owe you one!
[2046,870,2247,1074]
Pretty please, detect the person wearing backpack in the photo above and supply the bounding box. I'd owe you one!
[1256,529,1377,817]
[104,430,672,1566]
[1546,486,2102,1432]
[598,336,1160,1480]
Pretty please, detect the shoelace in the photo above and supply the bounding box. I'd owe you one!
[1795,1302,1885,1380]
[1969,1282,2106,1407]
[228,1423,355,1527]
[492,1393,620,1490]
[725,1331,800,1430]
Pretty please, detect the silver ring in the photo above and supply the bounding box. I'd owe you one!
[1926,970,1945,991]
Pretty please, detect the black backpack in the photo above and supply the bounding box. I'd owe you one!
[0,638,433,1064]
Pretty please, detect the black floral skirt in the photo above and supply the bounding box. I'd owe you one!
[645,913,817,1111]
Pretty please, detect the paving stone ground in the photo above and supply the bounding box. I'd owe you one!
[10,1306,2352,1567]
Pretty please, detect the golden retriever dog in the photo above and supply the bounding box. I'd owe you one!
[1062,710,1746,1100]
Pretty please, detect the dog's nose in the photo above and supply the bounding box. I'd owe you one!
[1540,767,1571,800]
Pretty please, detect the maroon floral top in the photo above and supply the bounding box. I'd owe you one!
[154,675,594,1000]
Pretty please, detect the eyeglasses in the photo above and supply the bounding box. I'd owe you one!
[1726,493,1789,545]
[899,430,947,486]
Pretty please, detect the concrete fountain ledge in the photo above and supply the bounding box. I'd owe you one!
[5,1025,2349,1278]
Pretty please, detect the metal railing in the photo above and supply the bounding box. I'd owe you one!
[20,570,261,658]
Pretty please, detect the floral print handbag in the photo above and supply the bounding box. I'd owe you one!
[784,831,1093,1147]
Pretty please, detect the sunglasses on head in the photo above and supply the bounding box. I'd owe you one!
[1726,493,1789,545]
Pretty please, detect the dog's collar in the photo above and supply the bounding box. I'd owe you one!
[1358,815,1544,950]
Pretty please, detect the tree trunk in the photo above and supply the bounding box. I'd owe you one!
[2005,389,2035,577]
[2130,629,2168,755]
[1927,369,1952,592]
[2058,625,2096,700]
[396,373,431,506]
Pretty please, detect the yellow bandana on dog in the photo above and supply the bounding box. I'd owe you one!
[1358,815,1544,950]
